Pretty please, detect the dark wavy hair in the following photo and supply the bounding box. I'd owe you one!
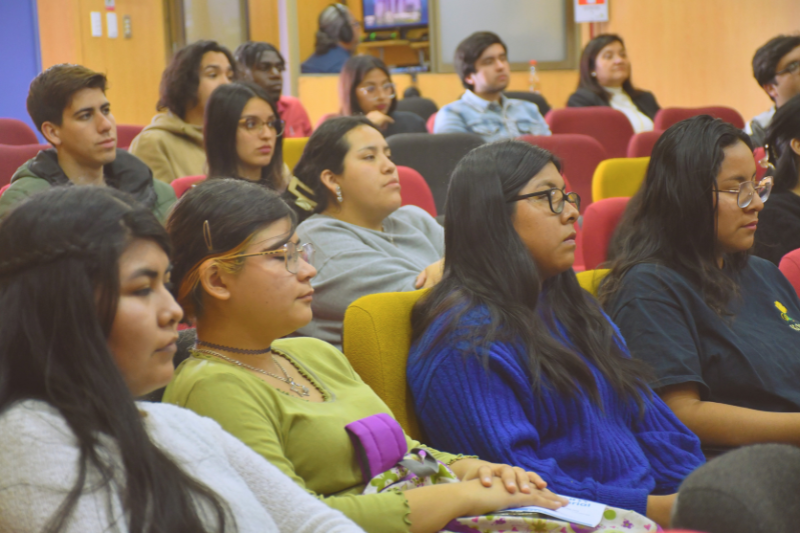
[157,40,236,119]
[168,179,297,320]
[454,31,507,91]
[599,116,754,316]
[411,140,651,409]
[205,81,284,189]
[0,187,231,533]
[765,93,800,193]
[234,41,284,70]
[285,115,378,222]
[339,55,397,116]
[577,34,643,105]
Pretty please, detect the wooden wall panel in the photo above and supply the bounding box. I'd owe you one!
[297,0,332,64]
[596,0,800,122]
[38,0,83,68]
[248,0,280,45]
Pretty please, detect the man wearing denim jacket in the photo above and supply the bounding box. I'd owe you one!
[433,32,551,142]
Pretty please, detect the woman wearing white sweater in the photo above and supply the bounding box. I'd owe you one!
[0,186,362,533]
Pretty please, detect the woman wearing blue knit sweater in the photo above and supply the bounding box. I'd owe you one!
[407,140,705,529]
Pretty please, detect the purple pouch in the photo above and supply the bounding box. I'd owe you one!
[346,413,408,483]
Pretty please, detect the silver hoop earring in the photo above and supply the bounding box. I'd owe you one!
[336,185,343,203]
[591,71,596,77]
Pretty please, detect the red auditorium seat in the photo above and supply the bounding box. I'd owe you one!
[397,165,436,217]
[0,143,49,188]
[654,106,745,130]
[171,175,206,198]
[779,248,800,297]
[426,112,437,133]
[0,118,39,145]
[627,130,663,158]
[116,124,144,150]
[581,197,630,270]
[517,133,607,213]
[545,107,634,159]
[0,184,10,197]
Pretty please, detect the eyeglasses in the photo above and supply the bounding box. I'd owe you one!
[233,242,314,274]
[775,60,800,77]
[239,116,285,137]
[357,83,396,100]
[508,188,581,214]
[715,175,773,208]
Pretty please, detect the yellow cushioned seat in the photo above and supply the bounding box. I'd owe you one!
[283,137,309,172]
[591,157,650,202]
[342,289,428,441]
[575,269,610,297]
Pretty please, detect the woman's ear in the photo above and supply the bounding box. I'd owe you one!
[790,138,800,157]
[319,169,339,197]
[198,261,232,302]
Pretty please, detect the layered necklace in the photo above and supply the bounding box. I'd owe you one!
[194,340,310,397]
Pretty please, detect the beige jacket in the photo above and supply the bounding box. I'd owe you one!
[129,112,206,184]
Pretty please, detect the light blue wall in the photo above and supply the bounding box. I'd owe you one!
[0,1,43,140]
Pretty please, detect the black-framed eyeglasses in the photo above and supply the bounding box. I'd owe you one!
[238,116,286,137]
[508,188,581,214]
[232,242,314,274]
[775,60,800,77]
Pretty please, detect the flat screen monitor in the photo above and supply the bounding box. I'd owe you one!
[362,0,429,30]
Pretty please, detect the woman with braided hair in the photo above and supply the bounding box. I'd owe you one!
[0,186,362,533]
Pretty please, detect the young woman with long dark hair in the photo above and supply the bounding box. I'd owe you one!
[337,55,426,137]
[753,93,800,264]
[601,116,800,450]
[205,81,287,190]
[408,140,705,529]
[163,178,568,533]
[286,116,443,348]
[567,34,659,133]
[0,186,362,533]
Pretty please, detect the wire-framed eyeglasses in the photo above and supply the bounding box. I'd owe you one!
[715,157,774,208]
[238,116,286,137]
[233,242,314,274]
[357,83,396,101]
[508,188,581,214]
[775,60,800,77]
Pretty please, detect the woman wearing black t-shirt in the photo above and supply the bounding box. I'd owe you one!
[601,115,800,450]
[753,94,800,265]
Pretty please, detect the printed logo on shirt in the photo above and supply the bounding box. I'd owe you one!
[775,301,800,331]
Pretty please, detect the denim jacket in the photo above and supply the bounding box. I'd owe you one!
[433,90,551,142]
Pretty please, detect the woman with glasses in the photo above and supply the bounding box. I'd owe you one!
[754,94,800,265]
[0,186,362,533]
[338,55,427,137]
[286,116,444,349]
[235,41,313,138]
[600,116,800,452]
[205,81,288,191]
[163,178,568,533]
[407,140,704,529]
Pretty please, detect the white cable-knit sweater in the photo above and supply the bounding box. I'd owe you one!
[0,400,364,533]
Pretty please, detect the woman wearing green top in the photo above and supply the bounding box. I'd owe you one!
[163,179,567,533]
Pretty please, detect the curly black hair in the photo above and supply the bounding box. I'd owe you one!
[157,40,236,119]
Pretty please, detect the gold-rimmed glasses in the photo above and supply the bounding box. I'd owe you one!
[233,242,314,274]
[238,116,286,137]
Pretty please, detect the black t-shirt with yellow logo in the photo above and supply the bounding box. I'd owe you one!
[606,257,800,412]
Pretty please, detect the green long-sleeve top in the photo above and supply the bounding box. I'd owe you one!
[163,337,465,533]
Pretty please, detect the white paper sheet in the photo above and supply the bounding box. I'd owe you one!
[107,12,118,38]
[499,496,606,527]
[90,12,102,37]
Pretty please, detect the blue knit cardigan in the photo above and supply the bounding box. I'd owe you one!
[407,305,705,516]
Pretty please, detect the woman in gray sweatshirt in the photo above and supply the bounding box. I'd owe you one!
[286,116,444,348]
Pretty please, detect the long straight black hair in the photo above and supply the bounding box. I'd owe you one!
[599,116,754,315]
[0,187,231,532]
[411,140,651,408]
[205,81,284,190]
[577,34,643,104]
[765,93,800,193]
